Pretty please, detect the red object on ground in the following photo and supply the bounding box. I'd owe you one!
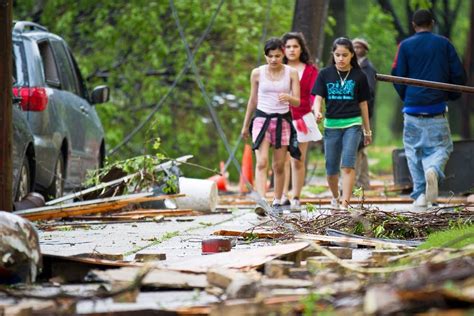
[201,238,232,255]
[239,144,254,193]
[208,161,228,191]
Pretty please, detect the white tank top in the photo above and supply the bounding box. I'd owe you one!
[257,65,291,114]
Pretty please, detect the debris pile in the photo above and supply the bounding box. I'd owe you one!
[0,159,472,314]
[282,205,474,239]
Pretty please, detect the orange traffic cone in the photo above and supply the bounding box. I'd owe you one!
[239,144,254,193]
[208,161,228,192]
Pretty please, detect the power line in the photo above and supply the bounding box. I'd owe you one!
[108,0,225,156]
[169,0,284,220]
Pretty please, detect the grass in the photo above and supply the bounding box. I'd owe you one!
[304,184,328,196]
[417,225,474,249]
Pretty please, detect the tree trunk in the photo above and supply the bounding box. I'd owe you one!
[331,0,347,37]
[0,0,13,211]
[292,0,329,64]
[321,0,346,65]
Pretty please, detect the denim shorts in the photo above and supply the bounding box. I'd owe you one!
[324,125,362,175]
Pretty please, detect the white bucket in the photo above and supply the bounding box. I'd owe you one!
[174,177,218,212]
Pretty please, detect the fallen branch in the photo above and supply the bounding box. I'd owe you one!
[45,155,193,206]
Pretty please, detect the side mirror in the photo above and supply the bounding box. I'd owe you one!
[90,85,110,105]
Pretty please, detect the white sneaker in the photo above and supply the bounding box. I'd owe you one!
[290,198,301,210]
[413,193,427,207]
[330,197,340,210]
[425,168,438,205]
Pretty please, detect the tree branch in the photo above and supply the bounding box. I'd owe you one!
[377,0,407,42]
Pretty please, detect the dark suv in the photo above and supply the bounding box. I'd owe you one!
[12,21,109,199]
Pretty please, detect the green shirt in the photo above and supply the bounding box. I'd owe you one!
[324,116,362,129]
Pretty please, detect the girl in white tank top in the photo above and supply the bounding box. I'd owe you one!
[240,38,301,213]
[257,64,292,114]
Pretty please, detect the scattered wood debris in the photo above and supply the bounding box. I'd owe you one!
[282,206,474,239]
[13,193,184,221]
[2,184,473,314]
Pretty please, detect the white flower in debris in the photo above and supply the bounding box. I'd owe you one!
[0,211,41,283]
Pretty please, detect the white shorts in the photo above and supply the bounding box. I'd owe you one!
[292,112,323,143]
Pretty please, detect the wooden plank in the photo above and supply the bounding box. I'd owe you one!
[66,215,161,221]
[296,233,411,249]
[304,196,467,205]
[376,73,474,94]
[218,196,467,205]
[326,228,422,247]
[134,253,167,262]
[115,209,199,217]
[43,252,142,268]
[73,253,125,261]
[42,252,141,283]
[39,218,164,227]
[158,242,309,273]
[14,193,184,221]
[213,229,284,239]
[92,266,208,289]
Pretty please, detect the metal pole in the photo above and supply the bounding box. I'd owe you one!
[0,0,13,211]
[376,73,474,94]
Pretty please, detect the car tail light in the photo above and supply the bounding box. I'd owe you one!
[12,87,48,111]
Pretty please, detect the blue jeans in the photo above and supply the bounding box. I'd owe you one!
[324,125,362,175]
[403,113,453,199]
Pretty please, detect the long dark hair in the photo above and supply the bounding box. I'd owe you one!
[331,37,359,69]
[281,32,313,65]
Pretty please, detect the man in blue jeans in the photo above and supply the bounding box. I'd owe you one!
[391,9,466,208]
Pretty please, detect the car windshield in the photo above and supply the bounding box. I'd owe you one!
[13,42,26,87]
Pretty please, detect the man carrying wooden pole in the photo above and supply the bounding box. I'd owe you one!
[390,9,466,209]
[0,0,13,211]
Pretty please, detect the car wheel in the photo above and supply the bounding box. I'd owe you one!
[46,154,64,200]
[15,157,31,202]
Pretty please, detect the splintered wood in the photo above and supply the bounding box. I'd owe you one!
[13,193,185,221]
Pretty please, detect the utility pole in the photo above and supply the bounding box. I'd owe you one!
[0,0,13,211]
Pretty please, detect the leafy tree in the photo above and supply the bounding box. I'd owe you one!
[375,0,470,138]
[13,0,295,179]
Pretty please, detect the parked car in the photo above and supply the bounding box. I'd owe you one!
[12,21,109,199]
[12,96,36,202]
